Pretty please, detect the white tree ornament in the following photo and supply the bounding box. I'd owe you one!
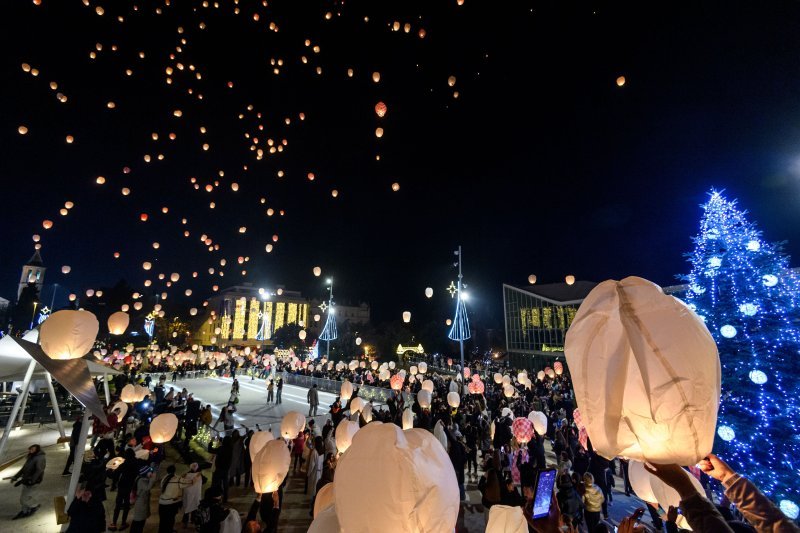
[564,277,721,465]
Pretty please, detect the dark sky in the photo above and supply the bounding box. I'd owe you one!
[2,0,800,328]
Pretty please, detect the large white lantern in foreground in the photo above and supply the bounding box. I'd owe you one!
[334,423,459,533]
[340,380,353,401]
[252,439,291,493]
[120,384,138,403]
[527,411,547,436]
[486,505,527,533]
[40,310,99,359]
[150,413,179,443]
[565,276,720,465]
[280,411,306,439]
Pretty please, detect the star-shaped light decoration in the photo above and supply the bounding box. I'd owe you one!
[319,301,328,312]
[447,281,457,298]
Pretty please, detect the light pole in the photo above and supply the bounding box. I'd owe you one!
[318,278,338,360]
[30,301,38,330]
[448,246,471,374]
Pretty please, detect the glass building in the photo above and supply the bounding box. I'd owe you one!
[503,281,597,369]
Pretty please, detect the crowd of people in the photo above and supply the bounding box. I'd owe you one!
[6,351,798,532]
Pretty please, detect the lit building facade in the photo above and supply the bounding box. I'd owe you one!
[503,281,597,369]
[194,284,309,347]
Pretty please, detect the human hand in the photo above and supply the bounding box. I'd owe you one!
[697,453,734,484]
[666,505,678,524]
[617,516,645,533]
[643,463,697,500]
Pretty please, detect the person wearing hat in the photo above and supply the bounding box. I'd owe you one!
[129,465,157,533]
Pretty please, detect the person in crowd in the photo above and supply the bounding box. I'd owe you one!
[129,466,157,533]
[556,473,584,528]
[10,444,46,519]
[306,436,324,499]
[208,435,233,502]
[66,486,106,533]
[292,430,306,474]
[307,384,319,416]
[200,404,213,428]
[180,462,204,527]
[109,448,138,530]
[582,472,605,531]
[196,486,231,533]
[158,464,183,533]
[266,379,274,404]
[62,414,82,476]
[275,377,283,404]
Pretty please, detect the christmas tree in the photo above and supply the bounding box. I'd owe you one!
[683,190,800,518]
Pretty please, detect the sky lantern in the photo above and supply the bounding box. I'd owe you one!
[372,71,381,83]
[150,413,179,443]
[447,392,460,408]
[375,127,384,138]
[448,75,457,87]
[108,311,130,335]
[616,75,626,87]
[391,182,400,192]
[528,274,537,284]
[390,374,404,391]
[189,307,197,316]
[18,125,28,135]
[40,310,99,360]
[61,265,71,274]
[313,266,322,277]
[280,411,306,439]
[375,101,387,117]
[121,187,131,196]
[564,276,720,464]
[565,275,575,285]
[402,311,411,323]
[511,418,534,444]
[134,302,143,311]
[143,262,152,270]
[425,287,433,298]
[140,213,148,222]
[96,176,106,184]
[170,273,180,282]
[42,219,53,229]
[299,330,307,340]
[152,242,160,249]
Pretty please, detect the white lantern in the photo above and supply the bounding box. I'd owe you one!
[336,419,359,454]
[334,423,459,533]
[418,362,427,374]
[493,372,503,384]
[425,287,433,298]
[299,330,307,340]
[565,275,576,285]
[447,392,460,408]
[135,385,150,401]
[402,311,411,323]
[349,397,365,414]
[252,440,291,493]
[308,504,340,532]
[422,379,434,392]
[280,411,306,439]
[410,366,418,376]
[370,361,378,370]
[348,360,358,371]
[402,408,414,430]
[150,413,178,443]
[537,370,545,381]
[340,380,353,401]
[527,411,547,436]
[108,311,130,335]
[628,461,703,530]
[564,276,721,465]
[503,384,515,398]
[249,430,275,462]
[417,389,432,409]
[313,266,322,277]
[40,310,99,360]
[313,483,335,518]
[111,400,128,419]
[486,505,527,533]
[356,337,362,346]
[388,361,396,369]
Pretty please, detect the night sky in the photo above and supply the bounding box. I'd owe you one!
[3,0,800,330]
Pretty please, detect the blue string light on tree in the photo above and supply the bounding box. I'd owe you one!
[683,190,800,518]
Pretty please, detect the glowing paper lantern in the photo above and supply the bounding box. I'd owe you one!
[390,374,404,391]
[402,311,411,323]
[150,413,179,443]
[348,360,358,371]
[502,384,515,398]
[410,366,418,376]
[463,367,471,379]
[349,397,365,414]
[249,430,275,462]
[356,337,363,346]
[61,265,71,274]
[388,361,396,369]
[375,101,387,117]
[107,311,130,335]
[391,182,400,192]
[554,361,564,375]
[448,75,456,87]
[486,505,527,533]
[42,219,53,229]
[565,275,576,285]
[340,380,353,401]
[564,276,720,465]
[120,384,137,403]
[313,266,322,277]
[417,389,432,409]
[511,418,534,444]
[40,310,99,360]
[527,274,537,284]
[336,419,360,454]
[299,330,307,340]
[628,461,702,530]
[252,440,291,493]
[528,411,547,436]
[425,287,433,298]
[402,409,414,430]
[422,379,434,393]
[280,412,306,439]
[447,391,460,408]
[372,71,380,83]
[111,400,128,420]
[106,457,125,471]
[334,423,459,533]
[616,76,626,87]
[418,362,427,374]
[537,370,545,381]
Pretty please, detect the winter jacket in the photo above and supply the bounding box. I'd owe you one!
[130,474,157,521]
[723,474,800,533]
[583,484,604,513]
[680,492,734,532]
[307,388,319,406]
[66,495,106,533]
[15,449,46,485]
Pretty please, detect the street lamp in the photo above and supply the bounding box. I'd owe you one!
[318,278,338,360]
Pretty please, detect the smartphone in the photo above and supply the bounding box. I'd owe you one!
[532,468,558,519]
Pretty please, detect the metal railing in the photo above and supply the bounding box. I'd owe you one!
[279,372,414,404]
